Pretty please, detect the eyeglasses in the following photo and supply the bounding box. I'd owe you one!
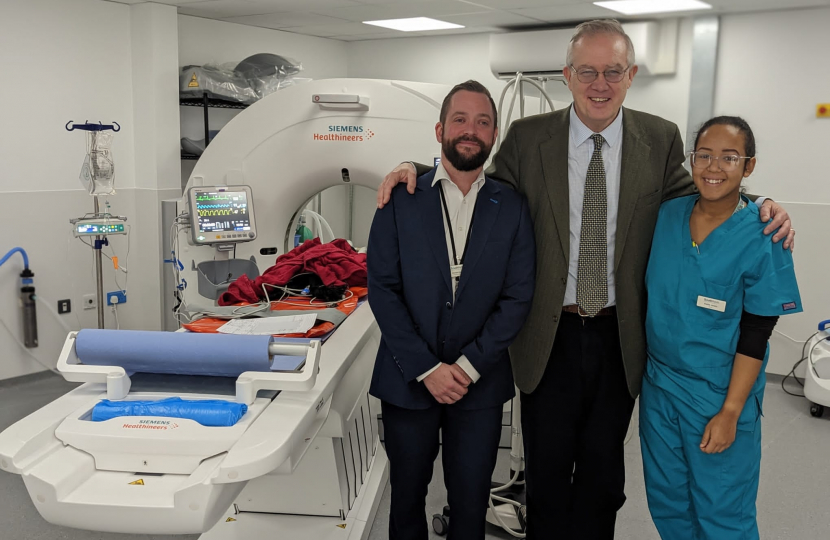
[569,65,630,84]
[689,151,751,172]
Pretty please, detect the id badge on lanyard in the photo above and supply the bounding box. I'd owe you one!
[439,184,476,287]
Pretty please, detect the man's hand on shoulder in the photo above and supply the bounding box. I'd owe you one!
[423,363,469,404]
[377,162,417,209]
[760,199,795,251]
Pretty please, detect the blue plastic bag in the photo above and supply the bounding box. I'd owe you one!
[92,397,248,427]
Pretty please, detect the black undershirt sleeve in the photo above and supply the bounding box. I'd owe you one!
[737,310,779,360]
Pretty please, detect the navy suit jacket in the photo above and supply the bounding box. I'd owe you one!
[367,168,536,411]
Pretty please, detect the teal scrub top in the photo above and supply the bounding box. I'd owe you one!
[645,195,802,428]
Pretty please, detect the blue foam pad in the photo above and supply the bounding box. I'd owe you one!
[91,397,248,427]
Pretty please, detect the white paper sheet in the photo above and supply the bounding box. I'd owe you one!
[217,313,318,335]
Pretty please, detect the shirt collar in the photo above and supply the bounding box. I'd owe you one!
[569,105,624,148]
[431,161,486,189]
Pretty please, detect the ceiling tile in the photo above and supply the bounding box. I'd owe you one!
[148,0,215,5]
[514,3,617,23]
[441,10,547,27]
[352,0,450,4]
[707,0,830,12]
[329,31,407,41]
[458,0,586,9]
[282,22,396,36]
[224,12,351,28]
[247,0,363,11]
[312,1,492,24]
[178,0,277,18]
[401,26,500,38]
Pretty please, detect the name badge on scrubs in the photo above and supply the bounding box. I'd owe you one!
[697,295,726,313]
[450,264,463,279]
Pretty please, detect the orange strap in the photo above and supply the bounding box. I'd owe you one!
[183,287,367,337]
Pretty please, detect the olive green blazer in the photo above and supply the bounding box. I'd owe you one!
[419,106,695,397]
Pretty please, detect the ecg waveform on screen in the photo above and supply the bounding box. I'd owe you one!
[198,209,234,217]
[195,191,250,234]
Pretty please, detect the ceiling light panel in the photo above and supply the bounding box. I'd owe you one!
[363,17,464,32]
[594,0,712,15]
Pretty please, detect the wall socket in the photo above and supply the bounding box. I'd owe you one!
[82,294,97,310]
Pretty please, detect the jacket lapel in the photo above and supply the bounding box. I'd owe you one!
[539,108,571,260]
[615,108,651,270]
[416,171,452,294]
[455,179,501,298]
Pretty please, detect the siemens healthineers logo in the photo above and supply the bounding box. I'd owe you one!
[122,419,180,430]
[313,125,375,142]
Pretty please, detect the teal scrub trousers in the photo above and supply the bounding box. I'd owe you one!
[639,377,762,540]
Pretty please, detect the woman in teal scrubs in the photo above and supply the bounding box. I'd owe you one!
[640,116,802,539]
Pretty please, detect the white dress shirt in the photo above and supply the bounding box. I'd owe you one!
[416,162,483,384]
[564,106,623,307]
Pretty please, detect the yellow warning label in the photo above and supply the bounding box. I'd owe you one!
[226,517,237,522]
[129,479,144,485]
[188,73,199,88]
[336,524,347,529]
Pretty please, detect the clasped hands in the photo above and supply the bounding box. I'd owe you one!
[423,363,472,404]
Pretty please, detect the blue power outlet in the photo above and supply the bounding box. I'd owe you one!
[107,291,127,305]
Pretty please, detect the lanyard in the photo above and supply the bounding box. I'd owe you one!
[438,182,477,270]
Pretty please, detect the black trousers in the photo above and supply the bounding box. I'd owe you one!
[521,311,636,540]
[381,401,502,540]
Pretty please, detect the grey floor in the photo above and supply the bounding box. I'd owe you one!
[1,374,829,539]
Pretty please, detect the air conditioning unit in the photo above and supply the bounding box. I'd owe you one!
[489,19,679,79]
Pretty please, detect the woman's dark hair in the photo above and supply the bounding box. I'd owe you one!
[693,115,756,159]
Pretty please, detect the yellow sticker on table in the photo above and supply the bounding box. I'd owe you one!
[188,73,199,88]
[128,479,144,485]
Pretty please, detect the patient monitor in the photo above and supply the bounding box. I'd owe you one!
[187,185,257,246]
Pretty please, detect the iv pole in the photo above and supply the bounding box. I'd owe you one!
[67,121,121,329]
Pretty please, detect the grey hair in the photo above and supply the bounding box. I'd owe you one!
[566,19,635,68]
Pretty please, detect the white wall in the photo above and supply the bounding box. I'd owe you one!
[715,6,830,376]
[348,33,505,97]
[624,17,694,140]
[0,0,136,380]
[346,19,694,137]
[0,0,181,382]
[130,2,184,331]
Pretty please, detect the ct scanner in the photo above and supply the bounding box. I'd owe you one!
[0,78,456,539]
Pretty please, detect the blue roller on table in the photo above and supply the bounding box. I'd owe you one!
[92,397,248,427]
[74,329,306,377]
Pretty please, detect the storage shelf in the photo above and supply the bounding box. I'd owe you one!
[179,93,247,160]
[179,97,249,110]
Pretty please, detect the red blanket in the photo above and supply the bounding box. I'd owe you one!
[218,238,366,306]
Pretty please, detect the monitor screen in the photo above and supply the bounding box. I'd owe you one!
[194,190,252,234]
